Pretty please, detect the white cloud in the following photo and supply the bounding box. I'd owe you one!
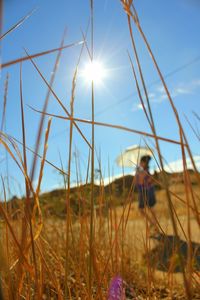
[96,156,200,185]
[155,156,200,173]
[151,78,200,104]
[131,77,200,111]
[171,79,200,98]
[131,102,147,112]
[173,87,191,95]
[156,85,165,93]
[152,93,168,103]
[151,84,191,104]
[148,92,156,99]
[95,171,134,186]
[191,78,200,87]
[137,103,145,110]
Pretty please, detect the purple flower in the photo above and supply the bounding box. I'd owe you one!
[108,276,126,300]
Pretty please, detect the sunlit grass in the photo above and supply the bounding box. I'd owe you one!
[0,1,199,299]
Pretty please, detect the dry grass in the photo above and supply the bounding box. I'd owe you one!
[0,1,199,299]
[0,183,199,299]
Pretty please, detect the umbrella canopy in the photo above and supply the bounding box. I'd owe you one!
[116,145,153,168]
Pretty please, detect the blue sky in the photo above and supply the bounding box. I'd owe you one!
[1,0,200,195]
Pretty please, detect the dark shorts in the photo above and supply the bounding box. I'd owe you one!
[138,186,156,209]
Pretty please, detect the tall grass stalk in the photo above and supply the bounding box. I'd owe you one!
[1,41,84,69]
[19,62,37,299]
[0,9,35,41]
[29,108,187,146]
[88,0,95,298]
[65,36,85,298]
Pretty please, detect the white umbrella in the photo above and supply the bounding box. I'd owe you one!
[116,145,153,168]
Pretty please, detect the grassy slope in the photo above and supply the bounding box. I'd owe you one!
[5,170,199,218]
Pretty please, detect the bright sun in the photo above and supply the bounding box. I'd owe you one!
[81,60,106,85]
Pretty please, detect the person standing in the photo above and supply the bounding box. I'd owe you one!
[135,155,159,234]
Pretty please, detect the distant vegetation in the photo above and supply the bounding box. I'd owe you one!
[4,170,199,218]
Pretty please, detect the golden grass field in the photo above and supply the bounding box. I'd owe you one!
[0,179,199,299]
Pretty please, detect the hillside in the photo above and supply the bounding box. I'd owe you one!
[4,170,199,218]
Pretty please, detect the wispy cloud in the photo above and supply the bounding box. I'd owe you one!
[132,78,200,111]
[153,78,200,103]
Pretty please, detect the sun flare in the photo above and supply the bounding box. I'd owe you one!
[81,60,106,85]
